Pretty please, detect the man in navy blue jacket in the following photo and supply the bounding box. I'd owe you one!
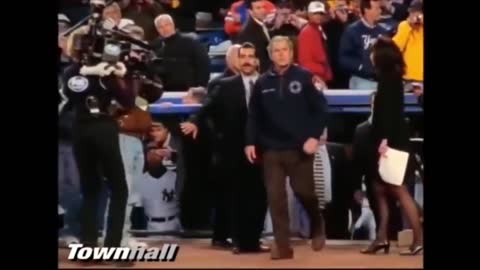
[245,36,328,260]
[339,0,388,90]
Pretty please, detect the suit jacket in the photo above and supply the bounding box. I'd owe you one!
[236,17,271,73]
[207,69,236,94]
[190,75,250,160]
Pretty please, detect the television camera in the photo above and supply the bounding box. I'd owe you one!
[64,0,165,82]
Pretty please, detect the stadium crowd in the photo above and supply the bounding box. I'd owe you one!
[58,0,424,260]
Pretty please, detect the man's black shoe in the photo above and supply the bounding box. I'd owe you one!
[232,244,270,254]
[211,239,234,250]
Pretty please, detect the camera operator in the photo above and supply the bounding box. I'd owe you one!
[152,14,210,91]
[393,0,423,85]
[102,24,164,249]
[60,27,134,266]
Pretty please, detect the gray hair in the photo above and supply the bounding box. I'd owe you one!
[267,36,294,58]
[154,14,174,28]
[226,44,242,60]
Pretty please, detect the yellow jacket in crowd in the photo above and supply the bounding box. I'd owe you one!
[393,21,424,82]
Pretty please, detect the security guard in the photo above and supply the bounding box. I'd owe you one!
[245,36,328,260]
[60,27,131,260]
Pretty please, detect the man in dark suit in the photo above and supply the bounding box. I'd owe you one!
[181,42,269,254]
[208,44,242,94]
[236,0,272,72]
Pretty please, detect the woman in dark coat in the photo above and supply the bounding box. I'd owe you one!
[361,37,423,256]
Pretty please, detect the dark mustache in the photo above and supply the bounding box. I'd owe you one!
[242,64,254,67]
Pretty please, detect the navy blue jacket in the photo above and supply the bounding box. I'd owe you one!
[339,20,389,80]
[246,65,328,151]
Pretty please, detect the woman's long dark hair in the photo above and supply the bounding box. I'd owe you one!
[372,36,406,78]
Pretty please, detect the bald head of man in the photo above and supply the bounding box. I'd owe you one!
[154,14,176,38]
[226,44,242,74]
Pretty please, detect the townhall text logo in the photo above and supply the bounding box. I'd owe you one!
[68,243,179,262]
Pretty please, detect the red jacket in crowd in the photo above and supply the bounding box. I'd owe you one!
[224,0,276,37]
[297,23,332,82]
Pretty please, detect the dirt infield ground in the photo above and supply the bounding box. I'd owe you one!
[58,239,423,269]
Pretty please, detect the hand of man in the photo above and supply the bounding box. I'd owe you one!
[79,62,115,77]
[378,139,388,157]
[245,145,257,163]
[312,75,326,91]
[334,9,349,23]
[147,149,164,165]
[113,62,127,77]
[180,122,198,139]
[303,138,319,155]
[154,148,171,159]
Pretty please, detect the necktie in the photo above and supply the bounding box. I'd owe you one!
[246,79,255,107]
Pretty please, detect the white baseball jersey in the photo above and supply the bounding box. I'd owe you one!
[138,170,179,219]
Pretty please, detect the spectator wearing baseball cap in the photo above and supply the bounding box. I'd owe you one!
[393,0,423,83]
[298,1,332,86]
[339,0,390,90]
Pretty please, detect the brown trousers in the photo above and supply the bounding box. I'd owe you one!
[263,150,324,250]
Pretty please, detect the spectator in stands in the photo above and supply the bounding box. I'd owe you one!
[102,2,135,29]
[121,0,165,42]
[382,0,409,21]
[158,0,198,33]
[377,0,404,35]
[393,0,423,84]
[265,0,307,62]
[360,37,423,256]
[339,0,388,90]
[224,0,276,38]
[323,0,359,88]
[298,1,332,88]
[152,14,210,91]
[195,0,236,26]
[237,0,273,72]
[265,0,307,38]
